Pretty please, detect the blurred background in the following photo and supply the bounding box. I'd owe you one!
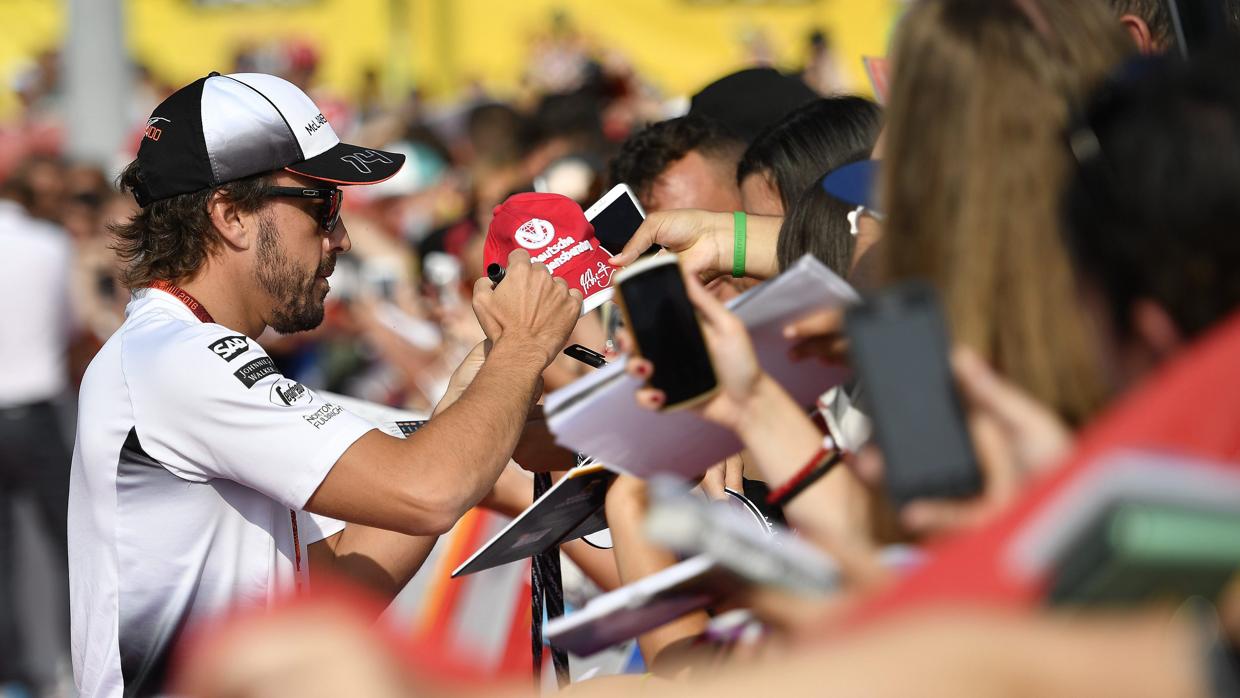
[0,2,898,695]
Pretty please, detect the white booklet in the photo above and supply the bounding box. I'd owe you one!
[544,254,859,479]
[451,462,616,577]
[544,554,731,657]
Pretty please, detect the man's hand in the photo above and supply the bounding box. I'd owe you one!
[432,340,489,417]
[609,210,730,280]
[476,460,535,518]
[471,248,583,367]
[511,404,578,472]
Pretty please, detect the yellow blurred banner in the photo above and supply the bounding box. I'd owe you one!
[0,0,899,117]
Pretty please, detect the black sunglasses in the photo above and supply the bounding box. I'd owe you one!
[263,186,343,233]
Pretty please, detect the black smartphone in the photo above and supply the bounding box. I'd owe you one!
[845,281,982,506]
[614,254,718,410]
[585,183,646,256]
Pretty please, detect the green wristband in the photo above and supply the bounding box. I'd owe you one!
[732,211,747,278]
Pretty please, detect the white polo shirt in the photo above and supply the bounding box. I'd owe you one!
[68,288,375,697]
[0,199,73,406]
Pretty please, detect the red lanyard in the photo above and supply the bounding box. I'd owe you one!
[148,280,305,583]
[148,279,215,324]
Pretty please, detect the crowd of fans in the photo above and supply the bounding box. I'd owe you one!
[4,0,1240,696]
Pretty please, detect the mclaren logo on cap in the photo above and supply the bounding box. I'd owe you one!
[305,113,328,136]
[144,116,170,142]
[515,219,556,250]
[340,149,394,174]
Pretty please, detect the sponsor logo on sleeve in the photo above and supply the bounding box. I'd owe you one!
[269,379,313,407]
[233,357,277,389]
[302,403,343,429]
[208,335,249,362]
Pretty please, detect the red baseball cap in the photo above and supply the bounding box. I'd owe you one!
[484,193,617,314]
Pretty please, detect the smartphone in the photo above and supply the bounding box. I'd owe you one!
[585,183,646,257]
[845,282,982,506]
[614,254,718,410]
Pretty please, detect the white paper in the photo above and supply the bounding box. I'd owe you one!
[544,555,719,656]
[545,255,858,479]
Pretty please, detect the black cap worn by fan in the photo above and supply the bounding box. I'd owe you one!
[131,71,405,207]
[688,67,818,144]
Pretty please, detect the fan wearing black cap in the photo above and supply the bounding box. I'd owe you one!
[68,72,581,697]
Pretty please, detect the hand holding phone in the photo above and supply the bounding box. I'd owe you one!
[616,254,768,425]
[614,254,719,410]
[585,183,646,256]
[845,282,983,507]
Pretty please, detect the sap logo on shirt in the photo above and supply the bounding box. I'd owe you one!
[269,379,312,407]
[208,335,249,362]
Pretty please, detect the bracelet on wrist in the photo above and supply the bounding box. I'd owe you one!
[766,436,841,507]
[732,211,748,278]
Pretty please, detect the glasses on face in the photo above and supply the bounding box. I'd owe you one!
[263,186,344,234]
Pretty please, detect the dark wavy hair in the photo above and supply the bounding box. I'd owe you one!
[111,161,271,290]
[1064,48,1240,342]
[736,96,881,213]
[776,164,859,276]
[609,115,745,206]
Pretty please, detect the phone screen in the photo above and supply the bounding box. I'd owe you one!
[618,259,718,409]
[590,192,645,256]
[846,282,981,505]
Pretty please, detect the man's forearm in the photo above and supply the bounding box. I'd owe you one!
[305,338,549,537]
[303,343,541,601]
[402,338,547,520]
[512,405,577,472]
[309,526,438,603]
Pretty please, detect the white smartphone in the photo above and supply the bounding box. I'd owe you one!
[585,183,646,257]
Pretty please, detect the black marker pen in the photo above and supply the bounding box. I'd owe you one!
[487,263,506,288]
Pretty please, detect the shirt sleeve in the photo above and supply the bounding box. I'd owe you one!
[300,511,347,545]
[126,321,376,510]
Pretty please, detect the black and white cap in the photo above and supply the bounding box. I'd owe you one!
[131,72,404,207]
